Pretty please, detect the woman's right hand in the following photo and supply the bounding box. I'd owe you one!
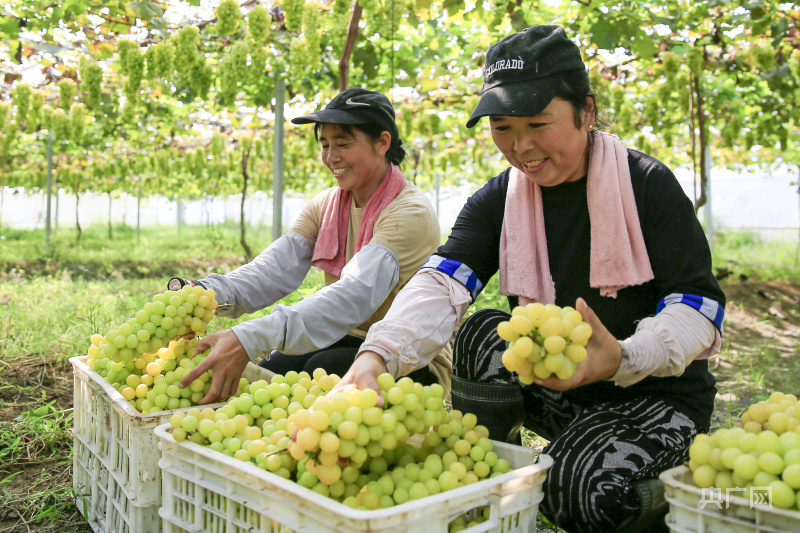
[534,297,621,391]
[327,351,388,407]
[179,329,250,404]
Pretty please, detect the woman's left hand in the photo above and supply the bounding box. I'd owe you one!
[327,351,388,407]
[534,297,621,391]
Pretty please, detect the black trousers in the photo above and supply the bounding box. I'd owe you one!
[453,309,702,533]
[260,334,437,385]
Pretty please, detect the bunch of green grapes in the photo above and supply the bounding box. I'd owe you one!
[182,150,195,174]
[663,129,674,149]
[58,78,77,110]
[283,0,305,32]
[325,10,350,52]
[288,377,449,481]
[0,102,9,127]
[247,6,270,43]
[448,507,491,533]
[133,155,149,176]
[158,149,170,175]
[365,0,407,41]
[11,83,31,125]
[194,148,207,178]
[216,0,241,36]
[661,51,680,90]
[117,40,138,72]
[790,50,800,84]
[686,46,703,74]
[358,0,382,38]
[121,103,137,126]
[288,36,312,80]
[721,123,739,148]
[252,137,265,159]
[688,392,800,511]
[210,134,225,159]
[26,91,44,131]
[497,303,592,384]
[777,126,789,150]
[189,60,214,100]
[303,6,321,71]
[170,369,337,456]
[79,58,103,109]
[248,42,269,83]
[334,0,349,15]
[217,56,239,106]
[124,48,145,101]
[171,371,516,509]
[229,40,251,85]
[105,337,242,413]
[750,45,775,72]
[145,45,158,80]
[239,133,253,153]
[71,103,86,140]
[146,41,176,80]
[655,80,673,103]
[172,27,204,91]
[86,285,218,382]
[50,107,73,142]
[227,149,238,172]
[644,99,659,125]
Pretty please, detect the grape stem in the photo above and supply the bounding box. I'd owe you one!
[263,447,288,457]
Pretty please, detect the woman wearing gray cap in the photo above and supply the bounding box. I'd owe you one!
[334,26,725,532]
[171,87,449,403]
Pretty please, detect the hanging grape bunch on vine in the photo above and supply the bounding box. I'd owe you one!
[247,6,270,43]
[27,91,45,131]
[11,83,31,127]
[171,27,213,100]
[58,79,77,110]
[79,58,103,110]
[283,0,304,32]
[216,0,242,37]
[146,41,176,81]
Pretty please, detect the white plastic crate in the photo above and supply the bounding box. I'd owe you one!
[71,355,273,533]
[660,465,800,533]
[155,422,553,533]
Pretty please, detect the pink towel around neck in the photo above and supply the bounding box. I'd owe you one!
[499,130,654,305]
[312,163,407,277]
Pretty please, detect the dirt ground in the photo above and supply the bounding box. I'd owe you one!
[0,274,798,532]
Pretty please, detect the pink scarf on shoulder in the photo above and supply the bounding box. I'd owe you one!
[499,130,654,304]
[312,163,407,277]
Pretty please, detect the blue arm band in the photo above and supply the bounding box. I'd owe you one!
[657,293,724,333]
[420,255,483,301]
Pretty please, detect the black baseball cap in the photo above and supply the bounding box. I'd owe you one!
[291,87,399,142]
[466,25,588,128]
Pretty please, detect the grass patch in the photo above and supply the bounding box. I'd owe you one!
[1,221,275,278]
[711,227,800,280]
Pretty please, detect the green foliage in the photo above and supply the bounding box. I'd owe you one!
[0,0,797,209]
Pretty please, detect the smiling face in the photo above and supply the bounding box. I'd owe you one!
[319,123,391,207]
[489,97,595,187]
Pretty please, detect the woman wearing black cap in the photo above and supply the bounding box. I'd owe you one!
[171,88,449,404]
[334,27,725,533]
